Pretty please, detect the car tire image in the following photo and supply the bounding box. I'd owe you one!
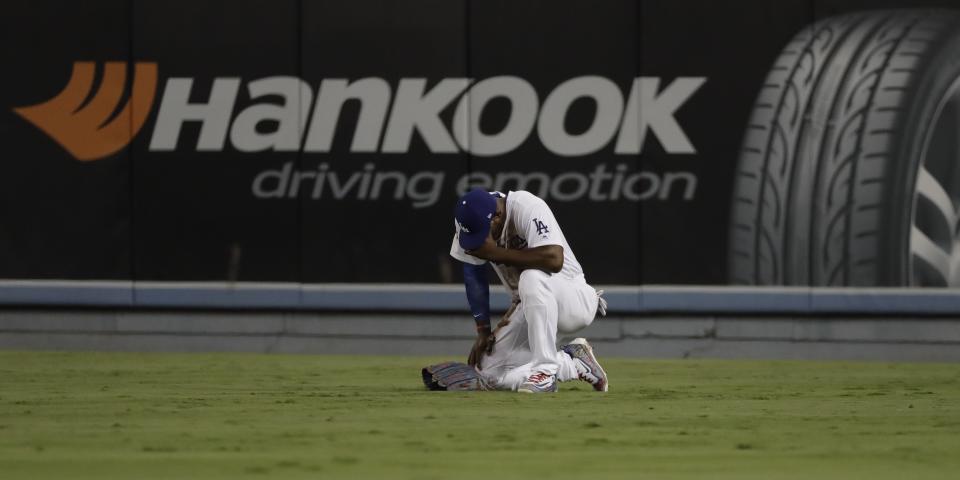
[729,10,960,286]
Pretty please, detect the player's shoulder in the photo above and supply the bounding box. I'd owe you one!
[508,190,548,207]
[508,190,551,215]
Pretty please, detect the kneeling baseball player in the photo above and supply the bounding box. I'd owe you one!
[448,188,608,393]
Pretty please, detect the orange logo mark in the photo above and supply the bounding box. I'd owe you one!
[13,61,158,161]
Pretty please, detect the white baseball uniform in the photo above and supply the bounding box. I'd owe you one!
[449,190,600,391]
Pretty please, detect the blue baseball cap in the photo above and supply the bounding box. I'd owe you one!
[454,188,497,250]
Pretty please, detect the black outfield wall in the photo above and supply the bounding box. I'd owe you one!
[3,0,960,291]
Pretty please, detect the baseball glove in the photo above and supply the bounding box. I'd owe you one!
[421,361,491,391]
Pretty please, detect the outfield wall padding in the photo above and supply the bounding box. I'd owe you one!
[1,309,959,361]
[6,281,960,315]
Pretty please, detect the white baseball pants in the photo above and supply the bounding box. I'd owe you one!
[479,269,599,391]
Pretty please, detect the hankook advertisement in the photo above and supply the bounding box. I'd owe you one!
[2,0,959,288]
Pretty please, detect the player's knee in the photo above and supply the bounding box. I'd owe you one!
[518,269,550,299]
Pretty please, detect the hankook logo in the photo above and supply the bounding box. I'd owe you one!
[14,62,706,161]
[14,61,158,161]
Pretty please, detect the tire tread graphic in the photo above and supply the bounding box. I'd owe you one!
[838,16,922,285]
[822,14,903,286]
[728,9,960,286]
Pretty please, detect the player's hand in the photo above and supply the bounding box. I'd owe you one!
[465,234,498,261]
[467,329,495,369]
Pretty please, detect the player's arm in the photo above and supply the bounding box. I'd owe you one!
[471,200,566,273]
[450,225,502,369]
[462,262,491,333]
[467,237,563,273]
[463,262,496,368]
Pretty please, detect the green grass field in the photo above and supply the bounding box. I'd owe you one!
[0,351,958,479]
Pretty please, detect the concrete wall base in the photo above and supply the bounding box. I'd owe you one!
[1,310,958,361]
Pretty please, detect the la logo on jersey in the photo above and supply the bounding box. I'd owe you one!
[533,218,550,237]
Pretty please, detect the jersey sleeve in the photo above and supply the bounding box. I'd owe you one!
[450,226,487,265]
[523,198,564,249]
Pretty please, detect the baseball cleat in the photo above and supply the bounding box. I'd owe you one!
[517,371,558,393]
[562,338,608,392]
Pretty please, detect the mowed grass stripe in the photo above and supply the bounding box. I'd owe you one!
[0,351,958,480]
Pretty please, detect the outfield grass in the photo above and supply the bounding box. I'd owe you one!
[0,351,958,479]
